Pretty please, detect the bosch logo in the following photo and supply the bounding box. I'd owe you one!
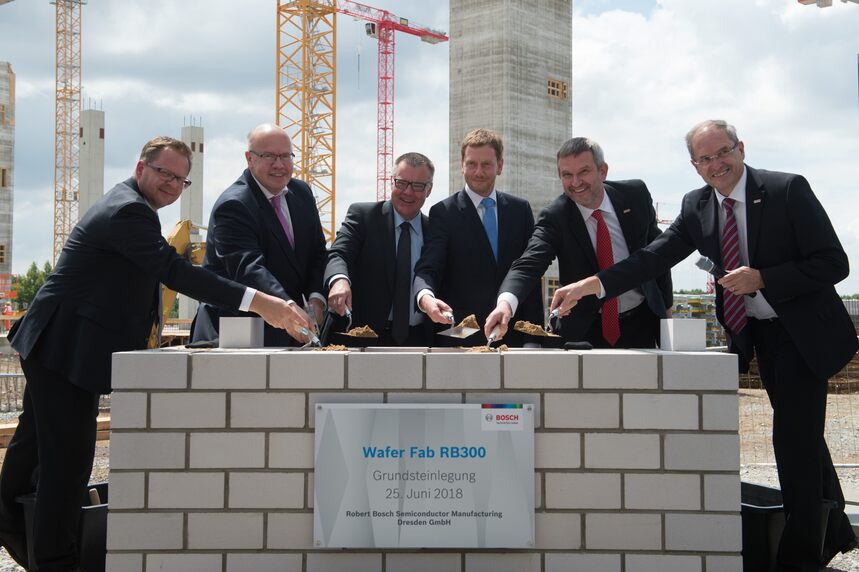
[485,413,494,422]
[496,414,519,422]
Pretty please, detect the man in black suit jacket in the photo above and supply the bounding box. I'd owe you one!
[192,123,328,347]
[486,137,672,348]
[325,152,435,346]
[555,121,858,571]
[0,137,312,571]
[413,128,543,347]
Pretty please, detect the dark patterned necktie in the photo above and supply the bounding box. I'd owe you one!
[392,222,411,344]
[720,198,746,334]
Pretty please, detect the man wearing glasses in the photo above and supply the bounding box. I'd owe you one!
[414,128,543,347]
[0,136,314,571]
[549,120,858,570]
[485,137,672,349]
[192,123,328,347]
[324,152,436,346]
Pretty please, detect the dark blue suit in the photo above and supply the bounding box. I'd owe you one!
[1,178,245,570]
[192,169,327,347]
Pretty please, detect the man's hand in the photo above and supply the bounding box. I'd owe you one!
[249,291,316,344]
[550,276,602,317]
[484,301,513,340]
[418,294,454,324]
[718,266,763,296]
[327,278,353,316]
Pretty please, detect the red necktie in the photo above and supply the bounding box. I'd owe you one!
[592,209,620,346]
[270,194,295,249]
[720,198,746,334]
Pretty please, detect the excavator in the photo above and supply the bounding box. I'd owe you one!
[147,220,206,348]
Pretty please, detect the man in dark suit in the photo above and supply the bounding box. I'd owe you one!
[413,128,543,347]
[485,137,672,348]
[554,120,857,571]
[192,123,328,347]
[325,152,435,346]
[0,137,313,571]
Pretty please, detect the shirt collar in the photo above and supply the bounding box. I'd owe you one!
[392,207,421,234]
[251,173,287,200]
[464,185,498,210]
[572,187,615,220]
[714,166,748,207]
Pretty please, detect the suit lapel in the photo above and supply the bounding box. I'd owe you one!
[247,171,300,272]
[744,166,764,264]
[605,184,638,251]
[698,187,721,264]
[566,198,599,271]
[382,201,396,292]
[456,189,496,265]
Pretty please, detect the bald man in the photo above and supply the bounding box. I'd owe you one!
[192,124,328,346]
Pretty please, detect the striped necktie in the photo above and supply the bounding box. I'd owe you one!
[720,198,746,334]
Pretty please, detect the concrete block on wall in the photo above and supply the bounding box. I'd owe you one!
[624,473,701,510]
[150,392,225,428]
[267,512,313,549]
[661,352,738,390]
[106,553,142,572]
[386,553,462,572]
[704,473,741,512]
[426,353,501,390]
[187,513,264,549]
[536,512,582,549]
[230,392,305,428]
[107,472,144,510]
[623,394,698,430]
[585,513,662,550]
[226,554,303,572]
[535,432,580,469]
[584,433,661,469]
[702,393,740,431]
[108,392,147,429]
[349,352,423,389]
[306,553,382,572]
[112,351,188,389]
[464,553,541,572]
[270,351,346,389]
[625,554,702,572]
[146,554,222,572]
[148,472,225,509]
[545,553,620,572]
[189,432,265,468]
[228,472,304,508]
[269,432,314,469]
[544,393,619,429]
[582,350,657,389]
[665,513,742,551]
[545,472,621,509]
[109,432,185,470]
[191,352,267,389]
[503,351,579,388]
[106,513,183,550]
[664,434,740,471]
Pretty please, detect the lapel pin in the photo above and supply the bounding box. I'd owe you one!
[623,209,631,214]
[753,199,761,204]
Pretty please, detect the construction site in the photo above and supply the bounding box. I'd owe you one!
[1,0,859,571]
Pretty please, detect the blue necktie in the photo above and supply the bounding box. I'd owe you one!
[481,197,498,261]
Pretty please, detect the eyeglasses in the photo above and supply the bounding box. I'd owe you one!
[249,150,296,163]
[392,178,432,193]
[146,163,192,188]
[692,142,739,166]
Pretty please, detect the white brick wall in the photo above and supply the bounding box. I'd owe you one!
[108,348,740,571]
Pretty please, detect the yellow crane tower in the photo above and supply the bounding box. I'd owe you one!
[53,0,84,262]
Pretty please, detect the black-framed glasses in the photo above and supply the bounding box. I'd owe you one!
[392,178,432,193]
[249,150,296,163]
[692,142,739,166]
[145,163,192,188]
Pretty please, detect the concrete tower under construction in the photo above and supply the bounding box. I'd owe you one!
[78,107,105,219]
[448,0,572,216]
[178,123,204,320]
[0,62,15,276]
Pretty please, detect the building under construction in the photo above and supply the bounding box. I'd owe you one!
[0,62,14,278]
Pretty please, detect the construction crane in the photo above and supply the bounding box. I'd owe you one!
[277,0,447,243]
[53,0,84,262]
[798,0,859,6]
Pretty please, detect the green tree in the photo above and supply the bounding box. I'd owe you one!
[14,261,52,310]
[675,288,705,295]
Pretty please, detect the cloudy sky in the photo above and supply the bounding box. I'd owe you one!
[1,0,858,293]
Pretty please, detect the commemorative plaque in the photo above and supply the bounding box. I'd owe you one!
[313,403,535,548]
